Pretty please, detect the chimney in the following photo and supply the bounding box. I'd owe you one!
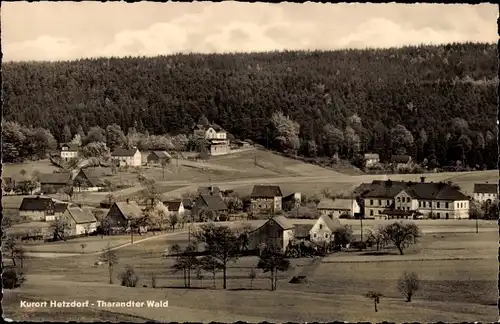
[126,198,130,204]
[420,176,426,183]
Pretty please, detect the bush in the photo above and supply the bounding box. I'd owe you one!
[120,266,139,287]
[3,267,26,289]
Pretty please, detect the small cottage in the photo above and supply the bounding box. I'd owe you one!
[105,200,144,231]
[473,183,498,203]
[60,143,79,161]
[111,148,142,167]
[248,216,295,252]
[317,198,360,218]
[60,206,98,236]
[191,194,228,221]
[19,197,56,221]
[364,153,380,168]
[147,151,171,166]
[163,200,185,218]
[282,192,302,211]
[73,169,104,192]
[39,172,72,194]
[309,215,343,246]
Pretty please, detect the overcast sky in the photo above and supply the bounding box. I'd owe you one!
[2,2,497,62]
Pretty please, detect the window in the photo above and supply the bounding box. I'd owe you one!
[378,200,381,206]
[445,202,449,208]
[378,210,381,214]
[418,201,421,207]
[446,213,449,219]
[370,210,374,216]
[319,224,323,230]
[387,200,390,206]
[313,233,317,238]
[437,202,440,208]
[324,233,329,238]
[370,200,373,206]
[422,201,426,207]
[397,197,400,202]
[437,212,440,218]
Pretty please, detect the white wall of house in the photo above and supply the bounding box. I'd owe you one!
[364,198,393,217]
[309,217,334,245]
[274,196,282,211]
[20,211,46,221]
[365,158,379,167]
[210,143,230,156]
[61,149,78,160]
[205,128,227,140]
[75,187,100,192]
[474,192,498,203]
[282,228,294,252]
[114,150,142,167]
[394,191,419,211]
[75,222,97,235]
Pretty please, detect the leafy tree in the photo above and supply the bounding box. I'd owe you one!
[248,267,257,289]
[227,197,243,213]
[200,255,223,289]
[3,236,19,267]
[171,243,198,288]
[100,243,119,284]
[397,271,420,302]
[193,224,240,289]
[365,226,388,251]
[365,291,383,312]
[84,126,106,145]
[382,222,421,255]
[195,266,204,288]
[105,123,126,149]
[81,243,87,254]
[81,141,110,159]
[257,245,291,291]
[62,125,72,143]
[168,212,179,231]
[120,265,139,287]
[390,125,414,155]
[3,267,26,290]
[323,124,344,156]
[51,217,71,241]
[333,225,353,249]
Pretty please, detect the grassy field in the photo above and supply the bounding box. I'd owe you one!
[2,159,58,178]
[3,221,497,322]
[19,235,135,254]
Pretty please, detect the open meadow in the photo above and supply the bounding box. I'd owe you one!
[3,219,498,322]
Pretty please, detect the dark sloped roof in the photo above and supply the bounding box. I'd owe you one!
[271,215,294,230]
[67,207,97,224]
[364,153,379,160]
[318,215,343,232]
[251,185,283,198]
[39,172,72,184]
[60,143,80,151]
[391,155,411,163]
[114,201,143,219]
[19,197,54,211]
[474,183,498,194]
[363,180,468,201]
[164,200,182,211]
[151,151,171,159]
[54,203,69,213]
[200,194,227,211]
[74,169,104,187]
[294,224,313,238]
[317,199,353,210]
[182,198,193,209]
[111,148,138,157]
[198,186,221,195]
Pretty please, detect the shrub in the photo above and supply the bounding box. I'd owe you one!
[3,267,26,289]
[120,266,139,287]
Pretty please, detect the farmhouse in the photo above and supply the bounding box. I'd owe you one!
[147,151,171,165]
[191,194,228,221]
[250,185,283,213]
[309,215,343,246]
[39,172,72,194]
[248,216,295,252]
[50,202,70,221]
[60,143,79,161]
[198,186,222,197]
[360,177,470,219]
[111,148,142,167]
[105,200,143,230]
[317,198,360,218]
[390,155,412,168]
[363,153,380,168]
[193,124,230,156]
[60,206,97,236]
[282,192,302,211]
[182,198,193,210]
[73,169,104,192]
[163,200,185,218]
[19,196,56,221]
[473,183,498,203]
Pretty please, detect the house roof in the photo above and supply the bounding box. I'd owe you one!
[250,185,283,198]
[111,148,137,157]
[39,172,72,185]
[282,192,300,201]
[149,151,171,159]
[362,180,468,201]
[74,169,104,187]
[19,197,54,211]
[271,215,294,230]
[164,200,182,211]
[182,198,193,209]
[294,224,313,238]
[473,183,498,194]
[391,155,411,163]
[364,153,379,160]
[198,186,221,195]
[114,201,143,219]
[200,194,227,211]
[66,207,97,224]
[60,143,79,151]
[54,203,69,213]
[317,215,343,232]
[317,198,353,210]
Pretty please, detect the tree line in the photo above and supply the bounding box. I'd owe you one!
[3,42,497,168]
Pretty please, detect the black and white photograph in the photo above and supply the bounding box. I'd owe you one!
[1,1,498,322]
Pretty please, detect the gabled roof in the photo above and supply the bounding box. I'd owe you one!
[473,183,498,194]
[66,207,97,224]
[317,199,353,210]
[199,194,227,211]
[294,224,313,238]
[282,192,300,201]
[198,186,221,195]
[114,201,143,220]
[362,180,468,201]
[54,202,69,213]
[182,198,193,209]
[19,197,54,211]
[317,215,343,232]
[391,155,411,163]
[39,172,72,185]
[271,215,294,230]
[364,153,379,160]
[164,200,182,211]
[149,151,171,159]
[74,169,104,187]
[251,185,283,198]
[111,148,138,157]
[60,143,80,151]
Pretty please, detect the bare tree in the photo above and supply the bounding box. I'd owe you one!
[257,245,291,291]
[248,268,257,289]
[81,243,87,254]
[200,255,223,289]
[100,243,119,284]
[171,244,198,288]
[365,226,388,251]
[397,271,420,302]
[382,222,421,255]
[195,267,204,288]
[365,291,383,312]
[168,213,179,231]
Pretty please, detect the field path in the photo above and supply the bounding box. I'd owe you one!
[24,230,187,259]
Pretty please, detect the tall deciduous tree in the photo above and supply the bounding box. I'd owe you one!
[257,245,291,291]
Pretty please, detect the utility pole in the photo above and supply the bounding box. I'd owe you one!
[476,215,478,234]
[254,151,257,167]
[360,216,363,243]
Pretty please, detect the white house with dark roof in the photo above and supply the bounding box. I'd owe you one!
[60,206,97,236]
[60,143,80,161]
[111,148,142,167]
[248,215,295,252]
[163,200,185,219]
[473,183,498,203]
[363,153,380,168]
[193,124,230,156]
[309,215,343,246]
[317,198,360,218]
[360,177,470,219]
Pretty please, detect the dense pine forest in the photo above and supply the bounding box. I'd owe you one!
[2,42,497,169]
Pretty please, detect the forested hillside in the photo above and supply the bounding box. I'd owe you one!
[2,42,497,169]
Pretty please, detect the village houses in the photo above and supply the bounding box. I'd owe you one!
[282,192,302,211]
[60,143,80,161]
[248,216,295,253]
[60,205,98,236]
[73,169,104,192]
[111,148,142,167]
[147,150,171,166]
[250,185,283,213]
[105,200,144,232]
[360,177,470,220]
[193,124,231,156]
[19,197,56,221]
[363,153,380,168]
[473,183,498,203]
[191,193,228,221]
[317,198,360,218]
[163,200,185,219]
